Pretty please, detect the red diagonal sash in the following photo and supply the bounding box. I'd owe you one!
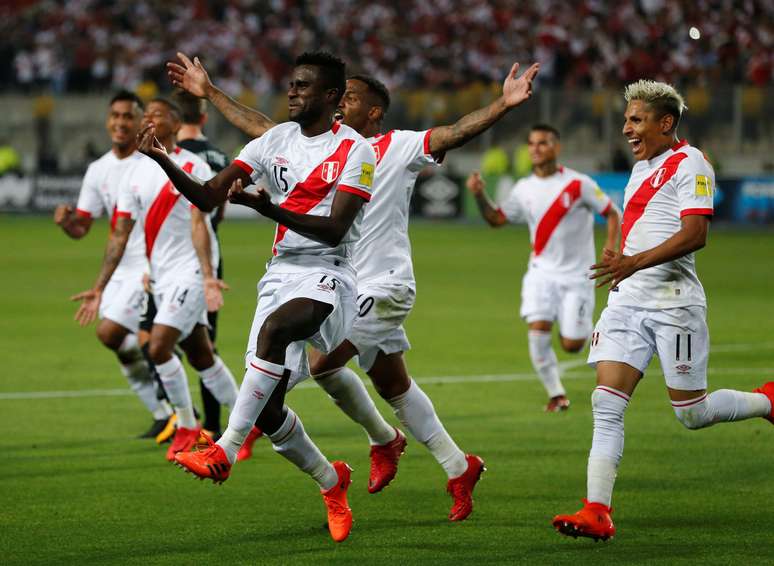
[144,162,194,259]
[533,180,582,256]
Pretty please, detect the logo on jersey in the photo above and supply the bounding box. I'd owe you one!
[593,185,606,201]
[321,161,340,184]
[695,174,712,197]
[651,167,668,188]
[373,145,381,163]
[675,364,692,374]
[273,156,289,166]
[359,162,374,187]
[561,192,572,208]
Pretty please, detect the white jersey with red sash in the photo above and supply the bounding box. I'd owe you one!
[499,165,613,281]
[233,121,376,263]
[75,149,147,279]
[608,140,714,309]
[116,147,213,281]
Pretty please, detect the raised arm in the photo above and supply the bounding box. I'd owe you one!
[136,125,251,212]
[168,52,276,138]
[54,205,92,239]
[427,62,539,155]
[71,215,134,326]
[591,215,709,289]
[227,179,365,247]
[465,171,507,227]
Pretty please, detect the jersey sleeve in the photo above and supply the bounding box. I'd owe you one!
[336,139,377,201]
[579,175,614,215]
[233,135,269,184]
[675,152,715,218]
[75,163,105,218]
[499,181,525,223]
[395,130,443,172]
[115,164,141,221]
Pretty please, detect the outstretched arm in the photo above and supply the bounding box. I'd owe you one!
[591,215,709,289]
[227,179,365,247]
[136,124,251,212]
[71,215,134,326]
[168,52,276,138]
[54,205,92,239]
[465,172,507,227]
[427,62,539,155]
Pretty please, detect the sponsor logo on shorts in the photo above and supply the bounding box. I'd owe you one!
[252,389,265,400]
[316,283,334,293]
[675,364,692,374]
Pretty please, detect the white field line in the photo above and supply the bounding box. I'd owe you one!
[1,339,772,401]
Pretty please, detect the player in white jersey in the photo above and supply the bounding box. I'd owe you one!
[55,91,173,437]
[466,124,621,412]
[72,98,239,462]
[166,52,538,521]
[552,80,774,541]
[142,52,376,542]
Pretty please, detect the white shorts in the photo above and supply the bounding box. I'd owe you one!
[99,274,146,333]
[245,259,357,379]
[152,275,207,340]
[520,269,594,340]
[587,304,709,390]
[349,281,415,372]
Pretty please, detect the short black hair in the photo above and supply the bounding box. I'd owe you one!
[348,74,391,112]
[295,51,346,103]
[110,90,144,110]
[529,124,561,140]
[148,97,182,121]
[172,90,206,124]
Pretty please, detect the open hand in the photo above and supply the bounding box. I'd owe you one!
[168,52,212,98]
[136,125,168,160]
[227,178,270,213]
[71,288,102,327]
[502,62,540,108]
[465,171,485,195]
[204,277,229,312]
[590,248,638,289]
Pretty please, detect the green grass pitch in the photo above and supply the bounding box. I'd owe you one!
[2,215,774,565]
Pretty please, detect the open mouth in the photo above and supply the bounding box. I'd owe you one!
[628,137,642,154]
[333,110,344,121]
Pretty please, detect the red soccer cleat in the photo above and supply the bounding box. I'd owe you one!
[552,499,616,541]
[545,395,570,412]
[753,382,774,424]
[446,454,485,522]
[174,432,231,484]
[368,428,407,493]
[165,426,202,462]
[237,426,264,462]
[321,461,353,542]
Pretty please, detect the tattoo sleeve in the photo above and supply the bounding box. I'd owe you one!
[209,86,276,138]
[429,97,508,154]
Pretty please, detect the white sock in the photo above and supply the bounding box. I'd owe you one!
[528,330,565,398]
[217,357,285,464]
[155,356,196,429]
[118,359,164,415]
[587,386,630,507]
[672,389,771,429]
[268,407,338,490]
[199,355,239,410]
[388,379,467,478]
[315,367,396,445]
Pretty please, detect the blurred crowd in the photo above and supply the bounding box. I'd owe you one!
[1,0,772,97]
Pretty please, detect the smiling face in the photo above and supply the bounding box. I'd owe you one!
[106,99,142,150]
[142,101,180,144]
[622,100,676,161]
[287,65,336,127]
[336,79,381,134]
[527,129,560,167]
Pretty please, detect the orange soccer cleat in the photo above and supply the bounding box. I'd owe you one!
[368,428,407,493]
[446,454,485,521]
[174,432,231,484]
[552,499,616,541]
[753,382,774,424]
[236,426,263,462]
[545,395,571,412]
[165,425,201,461]
[321,461,353,542]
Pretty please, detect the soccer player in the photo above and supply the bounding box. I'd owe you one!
[56,91,173,438]
[72,98,240,461]
[174,90,230,440]
[466,125,620,412]
[552,80,774,541]
[167,52,539,520]
[141,52,377,542]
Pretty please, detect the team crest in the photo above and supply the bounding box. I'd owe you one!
[651,167,667,188]
[321,161,340,183]
[373,145,381,162]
